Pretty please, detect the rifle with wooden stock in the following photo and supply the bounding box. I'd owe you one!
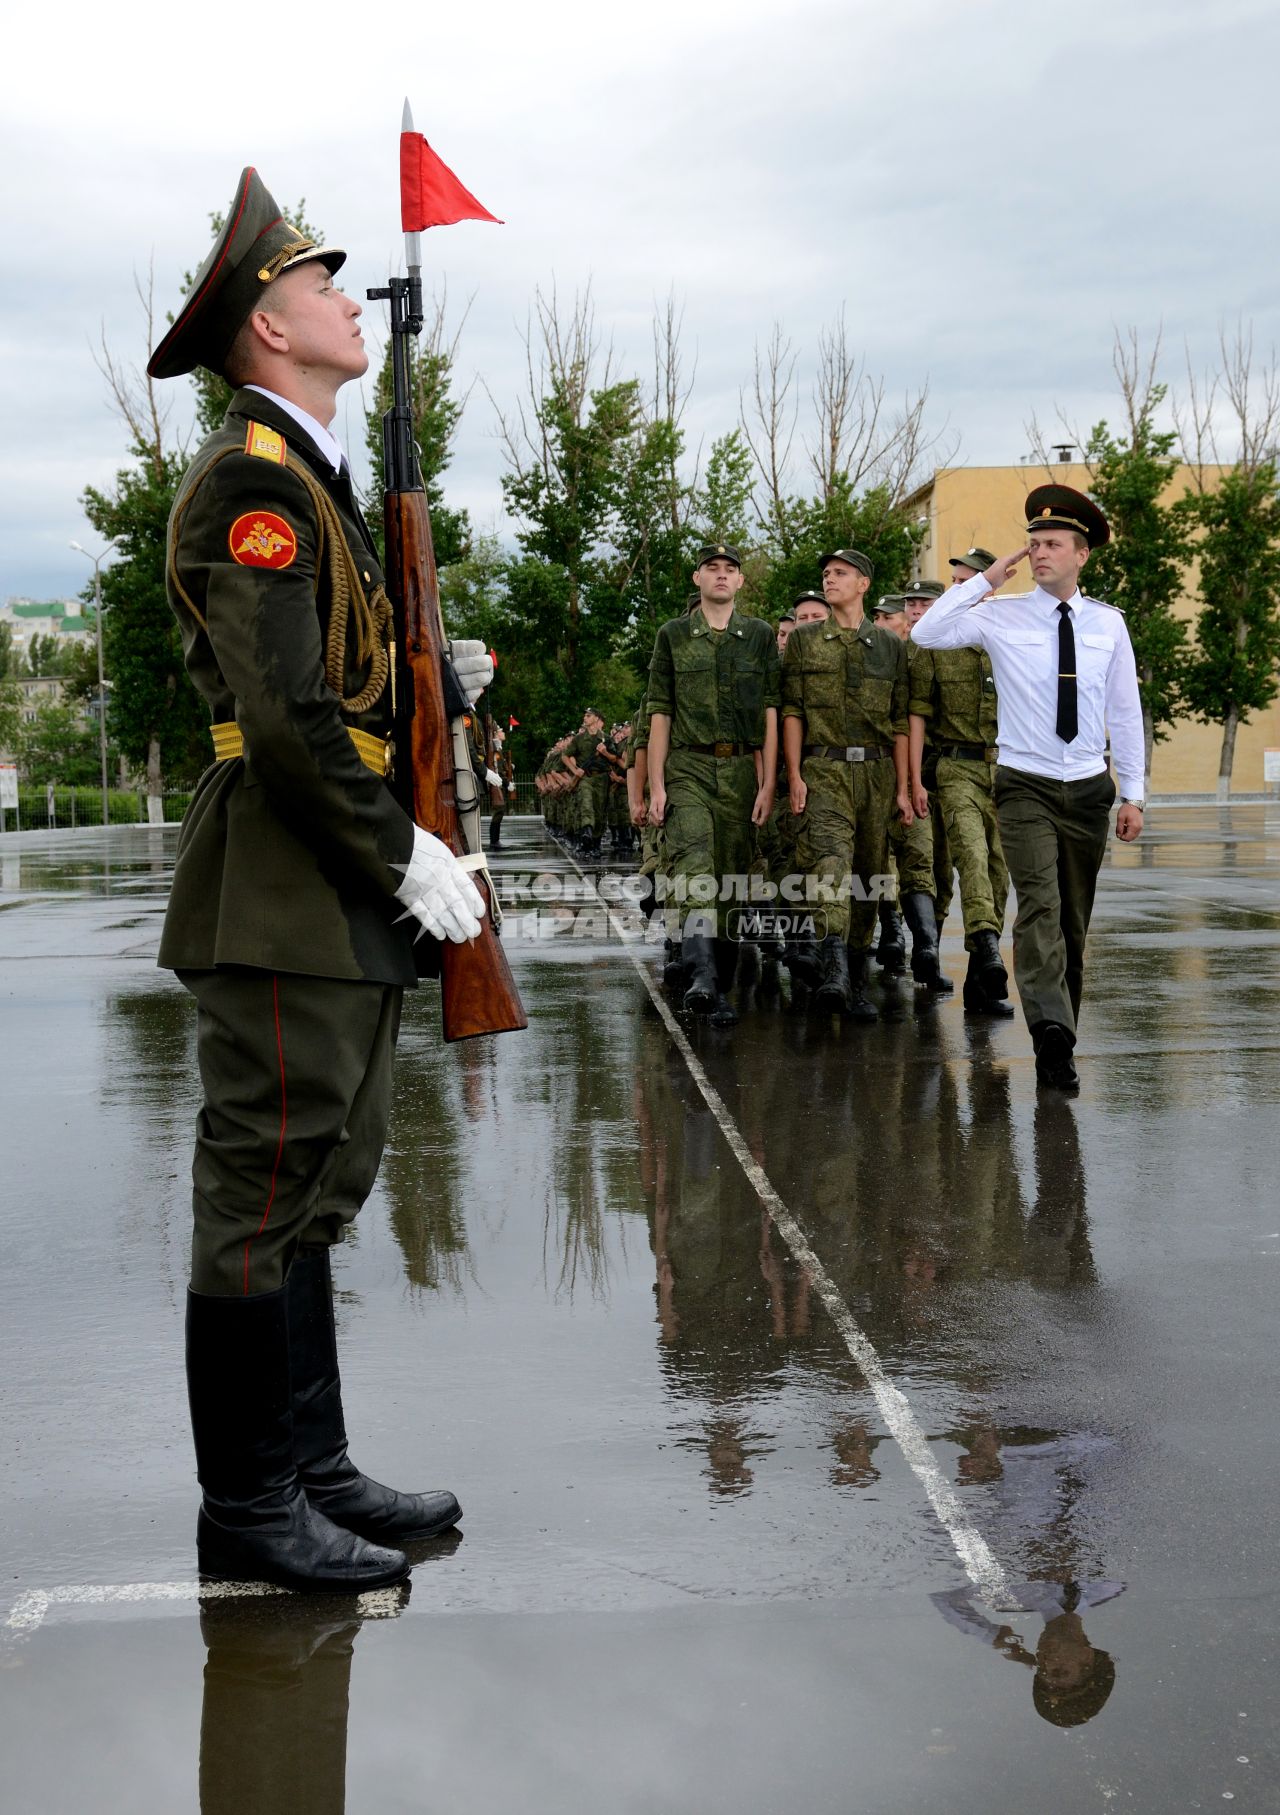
[367,124,525,1043]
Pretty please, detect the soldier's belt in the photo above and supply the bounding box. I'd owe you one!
[210,721,392,778]
[936,742,998,763]
[675,741,752,758]
[802,743,892,763]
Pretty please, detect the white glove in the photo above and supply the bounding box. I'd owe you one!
[507,781,517,794]
[449,639,495,706]
[484,767,503,789]
[393,825,486,943]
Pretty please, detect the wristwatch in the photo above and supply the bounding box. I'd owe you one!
[1121,798,1144,808]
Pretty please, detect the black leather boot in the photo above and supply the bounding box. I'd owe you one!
[286,1251,462,1543]
[970,929,1008,999]
[1033,1021,1080,1090]
[902,892,952,992]
[847,949,879,1022]
[785,938,820,987]
[683,932,717,1014]
[662,938,685,991]
[186,1288,408,1591]
[875,901,907,974]
[709,939,740,1027]
[963,950,1015,1017]
[814,933,853,1014]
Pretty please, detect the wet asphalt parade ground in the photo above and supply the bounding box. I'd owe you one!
[1,807,1278,1812]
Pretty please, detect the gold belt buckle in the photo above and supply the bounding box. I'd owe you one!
[714,740,734,759]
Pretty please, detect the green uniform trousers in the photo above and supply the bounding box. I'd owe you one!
[578,773,609,835]
[795,756,894,948]
[935,757,1009,945]
[887,804,934,895]
[663,748,757,936]
[993,766,1115,1036]
[180,967,402,1296]
[931,792,953,924]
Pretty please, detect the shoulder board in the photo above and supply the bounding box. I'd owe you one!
[244,421,287,465]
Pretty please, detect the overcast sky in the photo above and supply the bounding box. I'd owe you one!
[4,0,1277,601]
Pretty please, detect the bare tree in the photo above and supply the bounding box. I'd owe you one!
[807,307,938,503]
[740,323,798,542]
[91,262,176,478]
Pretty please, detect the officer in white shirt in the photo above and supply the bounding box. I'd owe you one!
[911,485,1144,1089]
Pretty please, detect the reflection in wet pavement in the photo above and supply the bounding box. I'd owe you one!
[2,812,1279,1811]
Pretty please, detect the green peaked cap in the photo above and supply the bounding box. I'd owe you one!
[148,168,345,381]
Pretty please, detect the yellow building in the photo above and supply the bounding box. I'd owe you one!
[903,457,1280,796]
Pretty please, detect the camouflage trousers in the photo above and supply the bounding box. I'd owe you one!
[935,757,1008,944]
[607,778,629,831]
[663,749,758,937]
[751,785,806,895]
[795,756,895,948]
[887,802,934,895]
[638,817,665,881]
[578,773,609,836]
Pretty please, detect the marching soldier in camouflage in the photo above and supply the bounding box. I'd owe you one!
[604,721,632,853]
[566,708,610,854]
[910,552,1011,1016]
[148,169,490,1594]
[902,580,956,952]
[647,544,780,1026]
[783,549,913,1021]
[870,594,950,992]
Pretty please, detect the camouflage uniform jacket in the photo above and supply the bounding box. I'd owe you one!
[908,645,1000,750]
[157,389,420,987]
[646,610,780,747]
[781,617,908,747]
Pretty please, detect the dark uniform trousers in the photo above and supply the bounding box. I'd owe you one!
[180,967,401,1297]
[993,766,1116,1035]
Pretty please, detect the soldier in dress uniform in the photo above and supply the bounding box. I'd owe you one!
[912,488,1144,1087]
[148,169,494,1592]
[647,544,780,1027]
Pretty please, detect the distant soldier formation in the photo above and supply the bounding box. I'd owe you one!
[532,486,1145,1090]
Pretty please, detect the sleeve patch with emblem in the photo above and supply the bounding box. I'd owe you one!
[229,510,298,569]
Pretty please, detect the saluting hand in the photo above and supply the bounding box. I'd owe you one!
[983,545,1031,591]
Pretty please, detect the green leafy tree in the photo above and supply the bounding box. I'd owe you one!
[17,701,100,786]
[81,446,207,789]
[694,430,755,548]
[1082,341,1191,779]
[756,477,918,621]
[1179,462,1280,797]
[0,677,19,753]
[364,291,471,566]
[24,633,71,677]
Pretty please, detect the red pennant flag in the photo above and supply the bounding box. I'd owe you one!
[508,715,520,729]
[400,133,503,232]
[489,648,499,671]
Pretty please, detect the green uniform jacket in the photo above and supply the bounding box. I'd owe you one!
[908,645,1000,748]
[646,610,780,746]
[781,618,908,746]
[157,389,420,987]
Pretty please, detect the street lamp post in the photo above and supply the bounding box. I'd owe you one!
[69,538,117,828]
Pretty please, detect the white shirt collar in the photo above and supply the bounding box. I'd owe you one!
[244,385,345,476]
[1032,584,1082,615]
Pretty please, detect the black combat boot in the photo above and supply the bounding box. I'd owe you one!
[814,933,853,1014]
[488,821,502,852]
[709,940,740,1027]
[785,938,821,987]
[682,932,717,1014]
[286,1251,462,1543]
[969,929,1008,999]
[902,891,953,993]
[875,900,907,974]
[186,1288,408,1592]
[662,937,685,991]
[846,949,879,1022]
[1033,1022,1080,1090]
[962,950,1015,1017]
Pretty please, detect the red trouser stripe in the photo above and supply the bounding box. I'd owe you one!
[243,974,288,1295]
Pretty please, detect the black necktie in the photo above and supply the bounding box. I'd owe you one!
[1056,602,1078,743]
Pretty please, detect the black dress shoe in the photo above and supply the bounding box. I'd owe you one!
[1034,1024,1079,1090]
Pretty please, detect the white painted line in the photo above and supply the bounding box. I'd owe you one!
[561,842,1018,1611]
[4,1580,406,1640]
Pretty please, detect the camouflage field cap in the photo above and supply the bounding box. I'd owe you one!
[903,579,945,599]
[148,168,346,381]
[791,589,829,610]
[873,594,907,615]
[693,543,743,570]
[1025,484,1110,548]
[948,546,996,572]
[819,547,874,580]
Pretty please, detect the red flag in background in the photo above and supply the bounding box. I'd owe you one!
[508,716,520,729]
[401,133,503,231]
